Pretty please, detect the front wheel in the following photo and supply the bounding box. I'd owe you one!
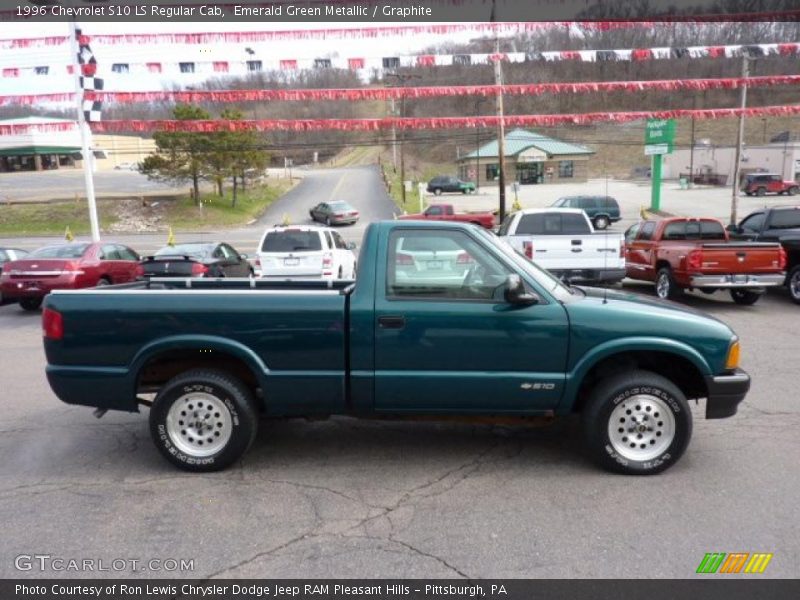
[729,289,761,305]
[581,370,692,475]
[788,265,800,305]
[20,297,43,311]
[433,188,442,196]
[149,369,258,472]
[325,217,331,227]
[757,187,767,197]
[655,267,682,300]
[788,186,799,196]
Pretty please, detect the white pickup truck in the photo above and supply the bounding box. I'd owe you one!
[497,208,625,284]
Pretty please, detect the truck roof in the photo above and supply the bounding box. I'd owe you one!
[513,208,587,216]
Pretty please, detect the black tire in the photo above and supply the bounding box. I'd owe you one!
[433,188,442,196]
[756,187,766,197]
[95,277,111,287]
[337,267,343,280]
[325,217,331,227]
[788,265,800,305]
[745,191,753,196]
[593,216,610,230]
[789,186,799,196]
[581,370,693,475]
[729,289,761,305]
[149,369,258,472]
[655,267,682,300]
[699,288,717,295]
[20,297,43,311]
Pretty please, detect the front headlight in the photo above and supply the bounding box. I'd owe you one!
[725,338,741,370]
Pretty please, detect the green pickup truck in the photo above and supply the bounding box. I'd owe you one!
[43,221,749,475]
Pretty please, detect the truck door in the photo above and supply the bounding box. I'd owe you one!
[625,221,657,278]
[373,227,569,413]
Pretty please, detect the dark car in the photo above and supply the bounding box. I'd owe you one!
[742,173,799,197]
[0,242,141,311]
[309,201,360,226]
[551,195,621,230]
[427,176,476,195]
[141,242,253,279]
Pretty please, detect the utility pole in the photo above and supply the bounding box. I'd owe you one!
[494,39,507,223]
[730,56,749,226]
[386,72,421,208]
[68,21,100,242]
[389,96,397,171]
[688,96,696,189]
[475,97,483,192]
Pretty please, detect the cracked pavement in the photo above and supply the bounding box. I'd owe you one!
[0,260,798,580]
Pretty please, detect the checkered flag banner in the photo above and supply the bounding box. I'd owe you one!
[76,28,103,122]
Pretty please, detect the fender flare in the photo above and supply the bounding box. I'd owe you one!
[128,334,270,393]
[557,337,712,414]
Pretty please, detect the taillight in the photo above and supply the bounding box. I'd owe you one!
[322,253,333,268]
[522,241,534,259]
[396,253,414,265]
[134,264,145,278]
[778,247,787,270]
[456,252,474,264]
[42,308,64,340]
[687,249,703,270]
[335,213,344,218]
[191,263,209,277]
[254,257,261,267]
[62,261,84,275]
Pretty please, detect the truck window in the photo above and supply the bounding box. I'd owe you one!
[740,213,765,233]
[426,206,443,216]
[624,223,640,243]
[332,232,347,250]
[561,213,591,234]
[769,209,800,229]
[388,230,511,301]
[516,214,545,234]
[639,222,656,241]
[700,221,726,240]
[444,205,454,215]
[662,222,686,240]
[497,214,516,236]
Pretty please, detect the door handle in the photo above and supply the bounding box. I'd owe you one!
[378,315,406,329]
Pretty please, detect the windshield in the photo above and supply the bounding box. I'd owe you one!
[329,202,352,211]
[262,230,323,252]
[472,227,576,302]
[29,244,90,259]
[155,244,213,259]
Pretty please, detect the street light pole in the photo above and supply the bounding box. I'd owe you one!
[385,72,421,208]
[494,39,507,223]
[730,55,749,226]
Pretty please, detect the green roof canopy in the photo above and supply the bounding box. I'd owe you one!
[461,128,594,160]
[0,145,80,157]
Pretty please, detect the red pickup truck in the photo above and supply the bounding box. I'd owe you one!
[399,203,496,229]
[624,217,786,305]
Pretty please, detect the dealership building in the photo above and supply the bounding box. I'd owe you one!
[457,128,595,186]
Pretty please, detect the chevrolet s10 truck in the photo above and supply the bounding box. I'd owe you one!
[43,221,749,475]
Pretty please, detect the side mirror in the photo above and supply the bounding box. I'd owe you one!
[504,274,540,306]
[240,253,248,260]
[346,242,357,250]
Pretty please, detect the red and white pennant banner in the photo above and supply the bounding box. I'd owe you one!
[0,22,651,50]
[4,105,799,136]
[5,75,800,107]
[6,43,799,80]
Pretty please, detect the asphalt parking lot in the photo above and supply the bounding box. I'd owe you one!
[0,282,797,579]
[0,166,798,579]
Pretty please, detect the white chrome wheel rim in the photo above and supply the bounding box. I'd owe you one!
[656,273,670,299]
[166,392,232,457]
[608,394,676,462]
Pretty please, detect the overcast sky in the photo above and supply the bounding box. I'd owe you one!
[0,22,479,98]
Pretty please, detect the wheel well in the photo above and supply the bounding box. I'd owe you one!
[136,349,259,396]
[655,260,671,272]
[573,351,707,413]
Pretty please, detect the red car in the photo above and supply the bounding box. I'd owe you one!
[0,241,142,311]
[743,173,799,197]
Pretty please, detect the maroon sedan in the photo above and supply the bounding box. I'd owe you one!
[0,241,142,311]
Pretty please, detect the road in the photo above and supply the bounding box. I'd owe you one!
[0,166,797,579]
[0,166,397,256]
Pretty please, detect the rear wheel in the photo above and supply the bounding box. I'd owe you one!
[96,277,111,287]
[581,370,692,475]
[325,217,331,227]
[149,369,258,472]
[788,266,800,305]
[433,188,442,196]
[655,267,682,300]
[756,187,767,197]
[19,298,43,311]
[593,215,610,230]
[699,288,717,295]
[789,186,799,196]
[729,289,761,305]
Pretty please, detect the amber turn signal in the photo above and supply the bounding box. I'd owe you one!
[725,339,740,370]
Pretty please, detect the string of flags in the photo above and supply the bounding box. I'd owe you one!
[5,42,799,80]
[4,74,800,107]
[4,104,798,136]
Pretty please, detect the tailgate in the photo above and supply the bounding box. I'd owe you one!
[698,243,783,274]
[507,234,623,270]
